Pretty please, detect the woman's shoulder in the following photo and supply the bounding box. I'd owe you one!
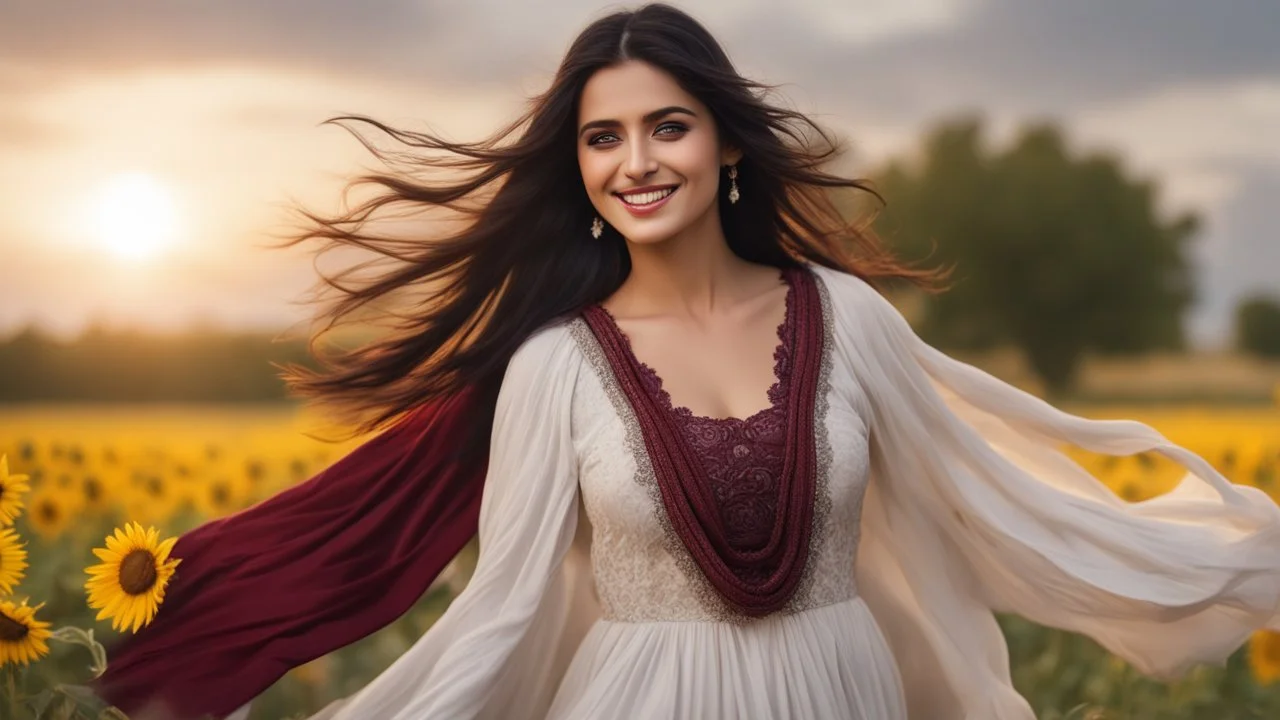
[492,317,587,418]
[806,262,874,297]
[804,263,886,319]
[505,315,584,379]
[803,262,907,354]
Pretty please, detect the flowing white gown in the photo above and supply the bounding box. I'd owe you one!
[274,263,1280,720]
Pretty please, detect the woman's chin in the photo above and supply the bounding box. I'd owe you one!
[610,221,686,246]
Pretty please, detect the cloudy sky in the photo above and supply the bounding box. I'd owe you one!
[1,0,1276,347]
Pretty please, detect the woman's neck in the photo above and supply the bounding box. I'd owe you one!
[608,217,777,321]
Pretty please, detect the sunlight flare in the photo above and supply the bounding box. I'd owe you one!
[89,172,183,261]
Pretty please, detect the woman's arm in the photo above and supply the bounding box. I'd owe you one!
[314,322,586,719]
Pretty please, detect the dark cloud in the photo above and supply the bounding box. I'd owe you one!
[0,0,577,89]
[966,0,1280,98]
[0,1,430,84]
[3,1,1277,115]
[742,0,1280,121]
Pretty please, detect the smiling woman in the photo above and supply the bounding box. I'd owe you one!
[87,4,1280,720]
[87,171,183,261]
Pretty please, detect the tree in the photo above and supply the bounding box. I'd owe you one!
[1235,296,1280,358]
[868,116,1197,396]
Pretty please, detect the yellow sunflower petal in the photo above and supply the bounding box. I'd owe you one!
[156,536,179,562]
[92,547,123,563]
[0,599,51,667]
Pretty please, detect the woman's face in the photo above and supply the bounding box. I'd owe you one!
[577,59,740,246]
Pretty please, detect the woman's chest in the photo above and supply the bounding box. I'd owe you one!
[568,357,873,621]
[571,368,870,537]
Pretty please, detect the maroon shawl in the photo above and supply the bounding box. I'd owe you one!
[579,265,823,616]
[91,389,488,719]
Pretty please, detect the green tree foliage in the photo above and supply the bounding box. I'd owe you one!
[1235,296,1280,358]
[868,116,1198,396]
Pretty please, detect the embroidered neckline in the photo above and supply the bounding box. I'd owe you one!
[590,270,794,427]
[578,265,824,618]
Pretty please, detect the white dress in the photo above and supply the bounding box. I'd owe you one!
[289,264,1280,720]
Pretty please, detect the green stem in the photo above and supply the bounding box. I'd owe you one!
[4,665,17,720]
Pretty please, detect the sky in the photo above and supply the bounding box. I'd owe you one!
[1,0,1276,348]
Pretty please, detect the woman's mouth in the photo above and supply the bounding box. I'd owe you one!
[615,185,679,216]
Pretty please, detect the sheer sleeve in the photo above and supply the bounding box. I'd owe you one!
[815,265,1280,720]
[308,321,586,720]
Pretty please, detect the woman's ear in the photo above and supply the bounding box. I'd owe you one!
[721,144,744,167]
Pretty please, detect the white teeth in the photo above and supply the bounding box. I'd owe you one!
[620,187,675,205]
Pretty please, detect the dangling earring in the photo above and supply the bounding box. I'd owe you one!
[727,164,740,204]
[591,216,604,239]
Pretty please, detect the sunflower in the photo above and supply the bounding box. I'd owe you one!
[0,599,51,667]
[1250,630,1280,685]
[127,471,180,522]
[0,527,28,594]
[24,485,80,542]
[192,474,251,519]
[0,453,31,526]
[85,522,181,633]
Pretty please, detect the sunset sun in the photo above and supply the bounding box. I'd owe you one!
[89,172,182,260]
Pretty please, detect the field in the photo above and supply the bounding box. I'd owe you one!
[1,402,1279,719]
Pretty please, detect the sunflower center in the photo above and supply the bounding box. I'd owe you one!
[119,550,158,595]
[1264,634,1280,664]
[0,614,29,642]
[212,482,230,507]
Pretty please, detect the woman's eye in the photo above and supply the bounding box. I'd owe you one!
[587,123,687,146]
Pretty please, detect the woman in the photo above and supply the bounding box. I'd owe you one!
[94,4,1280,719]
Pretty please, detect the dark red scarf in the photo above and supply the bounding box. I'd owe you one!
[92,389,489,719]
[578,265,823,617]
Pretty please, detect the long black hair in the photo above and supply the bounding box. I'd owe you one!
[272,2,948,460]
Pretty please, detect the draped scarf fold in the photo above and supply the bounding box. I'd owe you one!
[578,265,824,617]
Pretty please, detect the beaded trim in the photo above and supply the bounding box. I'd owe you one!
[785,269,835,613]
[567,265,836,624]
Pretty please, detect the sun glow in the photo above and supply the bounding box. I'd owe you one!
[89,172,182,261]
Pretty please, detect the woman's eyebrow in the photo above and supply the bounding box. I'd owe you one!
[578,105,697,138]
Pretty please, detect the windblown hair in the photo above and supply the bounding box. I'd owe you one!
[272,2,949,460]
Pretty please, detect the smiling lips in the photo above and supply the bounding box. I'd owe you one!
[614,184,679,216]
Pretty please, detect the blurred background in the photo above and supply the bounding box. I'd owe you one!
[0,1,1278,718]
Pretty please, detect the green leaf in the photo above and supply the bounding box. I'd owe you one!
[49,627,108,679]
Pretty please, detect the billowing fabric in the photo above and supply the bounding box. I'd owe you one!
[830,263,1280,718]
[94,389,489,720]
[288,262,1280,720]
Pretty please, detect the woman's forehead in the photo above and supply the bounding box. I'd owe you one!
[578,61,702,121]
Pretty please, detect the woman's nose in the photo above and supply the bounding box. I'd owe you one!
[624,140,657,179]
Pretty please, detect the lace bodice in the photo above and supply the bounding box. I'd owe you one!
[619,273,793,575]
[567,274,875,623]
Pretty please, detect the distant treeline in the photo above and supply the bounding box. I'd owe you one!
[0,326,322,403]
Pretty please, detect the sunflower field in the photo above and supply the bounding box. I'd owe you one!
[0,402,1278,719]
